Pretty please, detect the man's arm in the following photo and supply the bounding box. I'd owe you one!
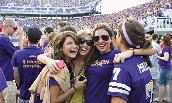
[14,67,20,88]
[16,27,24,49]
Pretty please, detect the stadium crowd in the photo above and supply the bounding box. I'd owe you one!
[0,0,172,103]
[0,0,97,7]
[0,0,171,31]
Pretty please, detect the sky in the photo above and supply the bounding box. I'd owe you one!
[101,0,153,14]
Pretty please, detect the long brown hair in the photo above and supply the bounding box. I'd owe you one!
[161,35,171,46]
[88,23,114,67]
[53,31,78,60]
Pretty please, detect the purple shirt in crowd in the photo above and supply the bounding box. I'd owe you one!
[12,46,45,100]
[108,56,153,103]
[0,68,7,92]
[159,46,171,69]
[85,49,119,103]
[0,34,19,81]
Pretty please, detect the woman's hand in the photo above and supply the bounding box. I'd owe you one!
[73,75,87,90]
[47,60,60,73]
[114,49,133,64]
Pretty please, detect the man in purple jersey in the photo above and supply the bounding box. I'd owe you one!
[0,18,24,103]
[12,27,45,103]
[0,68,7,103]
[108,19,153,103]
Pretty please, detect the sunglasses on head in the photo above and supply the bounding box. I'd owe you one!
[79,38,93,46]
[93,35,109,42]
[4,25,17,31]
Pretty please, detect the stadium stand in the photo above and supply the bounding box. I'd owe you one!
[0,0,98,7]
[0,0,172,35]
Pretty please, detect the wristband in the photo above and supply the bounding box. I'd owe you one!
[129,48,135,56]
[133,49,135,55]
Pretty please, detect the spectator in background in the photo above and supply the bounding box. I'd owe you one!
[57,22,69,32]
[0,68,7,103]
[154,35,171,103]
[40,27,54,50]
[145,31,153,41]
[0,18,24,103]
[12,27,45,103]
[150,33,161,93]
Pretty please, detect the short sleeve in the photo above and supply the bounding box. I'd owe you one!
[0,36,19,56]
[49,77,58,86]
[107,67,131,101]
[12,52,18,67]
[163,47,170,53]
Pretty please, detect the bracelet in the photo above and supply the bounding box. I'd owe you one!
[133,49,135,55]
[129,48,135,56]
[72,86,77,91]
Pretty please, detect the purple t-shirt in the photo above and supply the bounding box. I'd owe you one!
[159,46,171,69]
[12,46,45,100]
[85,49,119,103]
[0,68,7,92]
[107,56,153,103]
[0,34,19,81]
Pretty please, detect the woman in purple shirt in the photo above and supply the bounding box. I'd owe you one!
[108,19,153,103]
[154,35,171,103]
[84,23,156,103]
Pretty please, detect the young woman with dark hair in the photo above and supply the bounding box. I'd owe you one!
[35,31,87,103]
[154,34,171,103]
[108,19,153,103]
[84,22,156,103]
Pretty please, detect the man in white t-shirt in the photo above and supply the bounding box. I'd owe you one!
[150,33,161,91]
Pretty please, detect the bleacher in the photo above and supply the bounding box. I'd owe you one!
[0,0,98,7]
[1,0,172,36]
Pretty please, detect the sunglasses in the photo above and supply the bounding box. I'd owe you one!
[4,25,17,31]
[93,35,109,42]
[13,27,18,31]
[79,38,93,46]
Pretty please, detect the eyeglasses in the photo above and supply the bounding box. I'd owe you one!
[4,25,17,31]
[93,35,109,42]
[79,38,93,46]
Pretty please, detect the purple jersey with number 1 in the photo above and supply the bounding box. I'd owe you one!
[108,56,153,103]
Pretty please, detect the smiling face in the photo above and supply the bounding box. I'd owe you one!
[62,36,79,61]
[79,35,93,56]
[94,29,112,54]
